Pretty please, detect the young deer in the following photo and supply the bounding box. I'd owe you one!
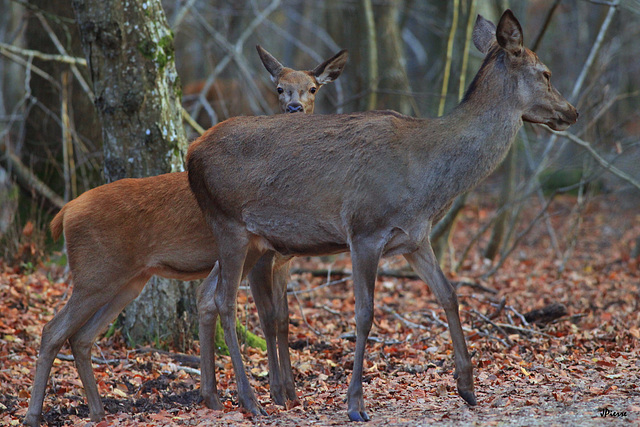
[183,46,347,124]
[187,10,577,422]
[23,48,348,427]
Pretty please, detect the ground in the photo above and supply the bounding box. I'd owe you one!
[1,193,639,426]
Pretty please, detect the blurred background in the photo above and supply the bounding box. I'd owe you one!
[1,0,639,267]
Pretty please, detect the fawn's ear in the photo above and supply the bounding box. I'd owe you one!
[312,49,348,85]
[256,45,284,82]
[496,9,523,56]
[472,14,497,54]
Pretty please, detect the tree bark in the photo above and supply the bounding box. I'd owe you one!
[374,0,413,115]
[73,0,196,348]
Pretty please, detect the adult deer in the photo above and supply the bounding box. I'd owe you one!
[23,47,347,427]
[187,10,577,421]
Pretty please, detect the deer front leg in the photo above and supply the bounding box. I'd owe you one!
[214,236,266,416]
[247,252,287,406]
[346,237,383,422]
[197,265,224,410]
[404,243,476,406]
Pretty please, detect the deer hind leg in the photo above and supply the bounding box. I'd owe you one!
[404,243,476,406]
[197,264,223,410]
[24,286,118,427]
[67,277,147,421]
[346,236,383,422]
[213,228,266,416]
[271,255,297,402]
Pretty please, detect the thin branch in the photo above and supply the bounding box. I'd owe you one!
[2,148,65,209]
[0,42,87,66]
[531,0,562,52]
[382,304,429,330]
[36,13,94,101]
[181,106,206,136]
[470,309,514,346]
[552,130,640,190]
[438,0,459,116]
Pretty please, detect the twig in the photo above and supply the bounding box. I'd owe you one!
[470,309,514,346]
[320,305,342,316]
[0,49,60,89]
[452,280,498,295]
[493,322,554,339]
[291,285,322,336]
[0,42,87,66]
[182,106,206,136]
[56,353,121,366]
[36,13,94,101]
[438,0,459,116]
[382,304,428,330]
[2,148,65,209]
[489,297,506,320]
[189,0,281,122]
[551,130,640,191]
[288,276,351,295]
[531,0,562,51]
[339,332,404,346]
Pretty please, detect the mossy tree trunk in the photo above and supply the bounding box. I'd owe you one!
[72,0,198,348]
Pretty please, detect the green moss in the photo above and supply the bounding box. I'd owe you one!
[138,39,155,59]
[138,34,174,72]
[214,320,267,355]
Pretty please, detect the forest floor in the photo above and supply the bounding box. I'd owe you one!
[1,193,639,426]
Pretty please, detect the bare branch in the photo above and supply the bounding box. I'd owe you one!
[552,130,640,190]
[0,42,87,66]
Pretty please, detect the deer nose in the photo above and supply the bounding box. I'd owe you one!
[286,103,304,113]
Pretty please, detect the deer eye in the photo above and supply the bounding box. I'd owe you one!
[542,71,551,82]
[277,87,284,94]
[309,87,317,94]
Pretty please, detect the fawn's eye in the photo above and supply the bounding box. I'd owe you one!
[542,71,551,82]
[277,87,284,94]
[309,87,317,94]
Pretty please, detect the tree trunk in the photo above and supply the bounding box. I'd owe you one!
[73,0,197,348]
[374,0,414,115]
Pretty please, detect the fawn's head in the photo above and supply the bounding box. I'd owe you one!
[257,45,348,114]
[469,9,578,131]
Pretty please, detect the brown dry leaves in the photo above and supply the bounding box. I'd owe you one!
[1,194,639,426]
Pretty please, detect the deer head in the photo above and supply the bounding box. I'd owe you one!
[257,45,348,114]
[468,10,577,131]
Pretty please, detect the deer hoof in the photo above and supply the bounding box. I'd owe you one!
[458,388,477,406]
[203,395,224,411]
[347,410,370,422]
[22,413,41,427]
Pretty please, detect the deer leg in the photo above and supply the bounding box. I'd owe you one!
[214,233,266,416]
[404,244,476,406]
[346,237,382,422]
[247,252,287,405]
[272,255,297,402]
[67,278,147,422]
[24,289,112,427]
[197,264,224,410]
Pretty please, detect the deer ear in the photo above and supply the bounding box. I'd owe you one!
[256,45,284,82]
[496,9,523,56]
[312,49,348,85]
[473,14,497,54]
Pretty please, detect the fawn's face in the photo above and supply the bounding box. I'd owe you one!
[274,69,321,114]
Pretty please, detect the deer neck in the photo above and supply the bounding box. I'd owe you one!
[411,83,523,213]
